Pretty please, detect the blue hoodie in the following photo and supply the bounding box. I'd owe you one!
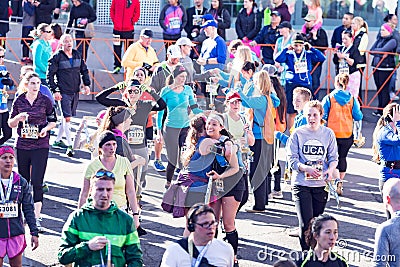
[275,47,326,87]
[321,89,363,122]
[377,121,400,181]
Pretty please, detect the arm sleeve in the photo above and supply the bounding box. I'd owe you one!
[156,88,167,130]
[159,6,168,31]
[124,223,144,267]
[132,0,140,24]
[358,34,369,54]
[352,98,363,121]
[150,90,167,111]
[110,0,115,21]
[180,6,187,30]
[310,47,326,62]
[373,224,390,267]
[254,27,266,44]
[21,179,39,236]
[371,39,397,53]
[187,87,202,114]
[58,214,92,265]
[287,132,302,171]
[121,45,141,70]
[218,9,231,30]
[246,11,262,40]
[275,47,289,63]
[33,44,47,76]
[80,58,91,86]
[216,38,227,64]
[46,99,57,123]
[47,54,59,93]
[95,84,126,107]
[24,2,35,16]
[66,9,74,33]
[331,28,338,48]
[321,95,331,121]
[235,12,244,39]
[87,5,97,23]
[326,130,338,165]
[237,89,267,109]
[380,121,400,146]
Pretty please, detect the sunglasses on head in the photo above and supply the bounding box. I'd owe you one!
[128,88,142,94]
[95,170,115,179]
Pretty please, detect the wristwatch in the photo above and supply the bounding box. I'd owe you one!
[206,59,209,64]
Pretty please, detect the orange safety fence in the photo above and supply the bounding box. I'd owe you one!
[1,36,399,110]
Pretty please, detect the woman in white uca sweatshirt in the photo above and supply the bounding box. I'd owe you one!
[286,100,338,252]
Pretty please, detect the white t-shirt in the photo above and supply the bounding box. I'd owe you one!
[160,238,234,267]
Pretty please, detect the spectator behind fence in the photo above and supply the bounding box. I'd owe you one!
[66,0,96,61]
[351,16,368,102]
[47,34,91,157]
[159,0,187,52]
[374,178,400,267]
[206,0,231,40]
[184,0,207,40]
[33,0,55,26]
[250,10,281,65]
[21,0,35,63]
[370,23,397,117]
[121,29,159,82]
[110,0,140,74]
[271,0,291,23]
[59,169,143,266]
[331,12,353,50]
[235,0,262,42]
[273,21,293,87]
[302,13,328,100]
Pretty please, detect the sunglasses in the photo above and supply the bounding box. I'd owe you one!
[128,88,142,94]
[43,30,52,33]
[95,170,115,179]
[195,220,218,229]
[0,56,4,58]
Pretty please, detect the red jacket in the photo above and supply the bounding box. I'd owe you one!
[110,0,140,32]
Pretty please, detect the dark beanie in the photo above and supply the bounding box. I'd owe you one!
[111,108,131,126]
[98,130,117,148]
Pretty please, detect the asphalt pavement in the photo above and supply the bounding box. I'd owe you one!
[1,99,389,267]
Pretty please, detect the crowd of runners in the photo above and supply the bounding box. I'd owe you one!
[1,0,400,266]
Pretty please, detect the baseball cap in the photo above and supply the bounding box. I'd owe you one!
[304,14,317,21]
[140,28,153,38]
[201,19,218,28]
[176,37,196,46]
[226,91,241,102]
[167,45,182,58]
[277,21,292,30]
[271,11,281,17]
[201,14,214,21]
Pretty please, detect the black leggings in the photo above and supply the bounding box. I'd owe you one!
[0,112,12,145]
[337,136,353,173]
[373,70,392,114]
[17,148,49,203]
[293,185,328,251]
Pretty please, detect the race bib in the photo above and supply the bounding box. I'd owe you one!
[294,61,307,74]
[0,202,18,218]
[304,160,324,181]
[21,124,39,139]
[112,34,121,46]
[128,125,145,145]
[192,14,202,26]
[206,84,218,95]
[169,17,181,29]
[339,59,349,75]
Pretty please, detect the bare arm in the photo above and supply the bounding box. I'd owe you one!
[125,174,140,228]
[77,178,90,208]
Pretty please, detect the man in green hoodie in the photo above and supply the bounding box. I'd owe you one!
[58,169,143,266]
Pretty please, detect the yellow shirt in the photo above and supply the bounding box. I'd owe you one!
[84,155,133,207]
[121,41,159,81]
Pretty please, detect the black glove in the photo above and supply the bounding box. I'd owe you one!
[1,78,13,87]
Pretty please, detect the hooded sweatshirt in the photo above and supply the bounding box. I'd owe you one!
[58,199,143,267]
[322,89,363,122]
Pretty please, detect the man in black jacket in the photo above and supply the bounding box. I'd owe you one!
[184,0,207,40]
[302,13,328,99]
[0,1,10,45]
[47,34,91,157]
[34,0,56,26]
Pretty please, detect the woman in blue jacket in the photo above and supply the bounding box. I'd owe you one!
[275,33,325,131]
[237,66,280,212]
[373,103,400,218]
[31,23,52,86]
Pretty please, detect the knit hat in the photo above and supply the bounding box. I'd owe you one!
[172,64,188,77]
[0,146,14,157]
[98,131,117,148]
[111,108,132,126]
